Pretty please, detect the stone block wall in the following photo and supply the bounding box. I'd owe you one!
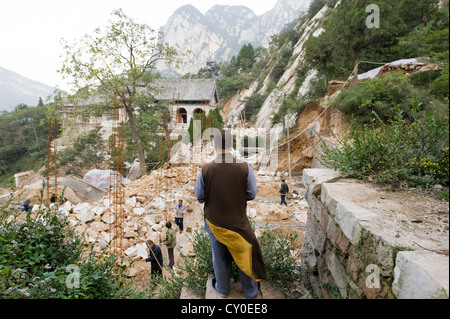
[300,169,449,299]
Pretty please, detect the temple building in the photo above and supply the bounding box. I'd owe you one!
[152,78,220,131]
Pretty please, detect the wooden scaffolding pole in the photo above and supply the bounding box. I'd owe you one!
[46,118,52,201]
[286,118,292,184]
[53,118,58,199]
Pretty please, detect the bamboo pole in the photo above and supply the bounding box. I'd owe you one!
[46,118,52,201]
[286,118,292,184]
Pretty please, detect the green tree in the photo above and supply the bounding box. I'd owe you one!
[304,30,335,86]
[243,93,267,122]
[206,107,223,130]
[123,101,170,172]
[0,104,48,184]
[59,9,182,175]
[327,0,401,81]
[236,44,256,72]
[58,126,107,175]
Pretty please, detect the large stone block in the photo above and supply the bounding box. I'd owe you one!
[302,210,327,268]
[393,250,449,299]
[321,183,378,244]
[324,248,348,298]
[303,168,343,201]
[306,209,328,256]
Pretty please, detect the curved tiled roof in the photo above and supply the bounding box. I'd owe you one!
[151,78,218,102]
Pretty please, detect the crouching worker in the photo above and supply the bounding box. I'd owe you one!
[145,240,163,278]
[194,129,267,299]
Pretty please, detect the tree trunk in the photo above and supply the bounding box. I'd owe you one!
[31,121,42,152]
[125,107,147,176]
[353,51,360,83]
[323,61,329,88]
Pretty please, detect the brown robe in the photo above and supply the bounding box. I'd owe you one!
[201,153,267,282]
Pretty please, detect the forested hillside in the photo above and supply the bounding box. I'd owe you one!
[0,101,49,185]
[205,0,449,189]
[1,0,448,192]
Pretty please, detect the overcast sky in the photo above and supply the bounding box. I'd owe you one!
[0,0,277,89]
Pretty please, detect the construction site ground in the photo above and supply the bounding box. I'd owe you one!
[2,165,310,299]
[130,173,309,299]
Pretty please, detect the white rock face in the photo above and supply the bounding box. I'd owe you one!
[157,0,312,76]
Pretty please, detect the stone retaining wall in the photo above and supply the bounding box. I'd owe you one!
[300,169,449,299]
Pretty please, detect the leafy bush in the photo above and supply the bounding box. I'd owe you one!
[332,72,419,124]
[148,272,185,299]
[177,230,214,296]
[259,228,300,296]
[430,64,449,99]
[319,99,449,187]
[0,192,136,299]
[148,225,303,298]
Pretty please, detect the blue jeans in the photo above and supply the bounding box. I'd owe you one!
[280,194,287,206]
[204,220,259,299]
[175,217,184,232]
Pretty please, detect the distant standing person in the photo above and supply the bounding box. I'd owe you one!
[163,222,176,269]
[174,199,186,233]
[145,240,163,277]
[279,179,289,206]
[50,193,56,204]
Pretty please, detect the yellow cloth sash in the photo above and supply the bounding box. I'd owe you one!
[207,219,262,282]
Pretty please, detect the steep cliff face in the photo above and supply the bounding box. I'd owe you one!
[221,4,342,174]
[157,0,312,77]
[225,4,330,131]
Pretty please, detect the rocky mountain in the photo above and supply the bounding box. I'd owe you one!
[0,66,54,112]
[157,0,312,77]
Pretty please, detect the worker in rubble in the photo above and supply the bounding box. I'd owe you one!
[23,199,31,212]
[174,199,186,234]
[194,129,267,299]
[60,197,68,205]
[50,193,56,204]
[279,179,289,206]
[145,239,163,278]
[163,221,176,269]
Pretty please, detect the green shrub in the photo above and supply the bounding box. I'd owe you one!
[0,191,136,299]
[178,230,214,296]
[430,64,449,98]
[332,72,419,124]
[148,272,184,299]
[147,229,215,298]
[259,228,300,296]
[148,225,303,298]
[319,99,449,187]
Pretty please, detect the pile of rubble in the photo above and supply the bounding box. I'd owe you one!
[24,164,309,279]
[57,165,202,277]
